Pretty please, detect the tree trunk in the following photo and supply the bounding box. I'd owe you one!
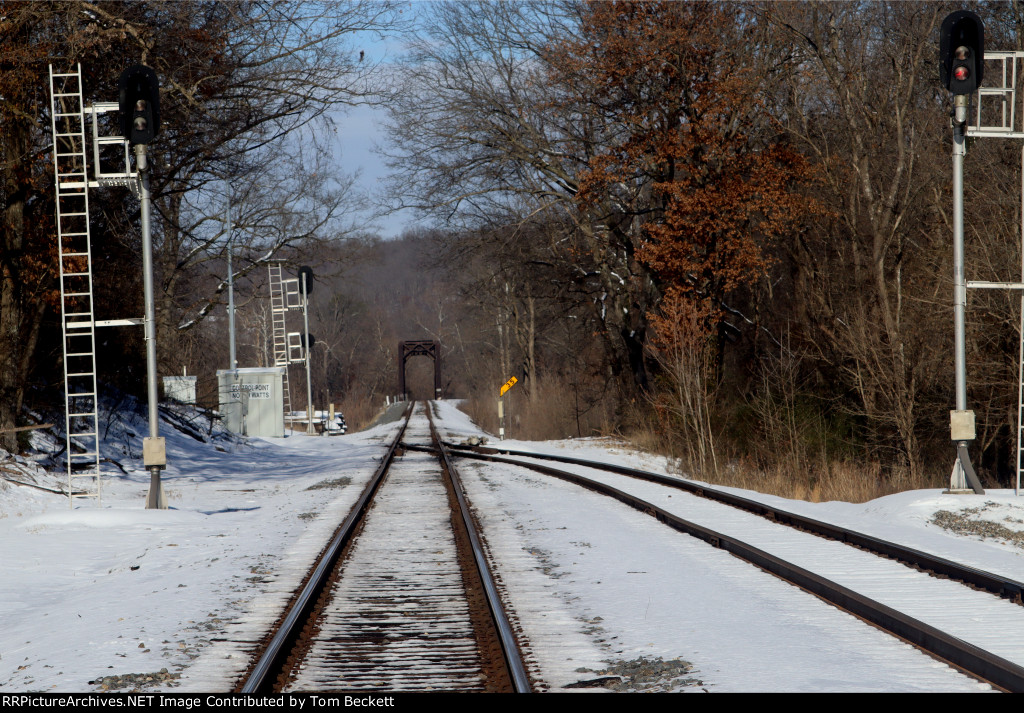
[0,120,29,452]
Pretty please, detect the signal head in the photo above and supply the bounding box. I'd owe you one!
[940,11,984,95]
[118,65,160,145]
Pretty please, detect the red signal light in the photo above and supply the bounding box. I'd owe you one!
[940,12,984,95]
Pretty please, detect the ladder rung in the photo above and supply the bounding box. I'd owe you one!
[66,371,95,377]
[67,392,96,398]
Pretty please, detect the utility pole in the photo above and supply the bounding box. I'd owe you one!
[299,267,315,434]
[226,198,236,370]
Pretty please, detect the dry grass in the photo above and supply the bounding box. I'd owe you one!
[337,396,386,433]
[459,394,498,435]
[459,374,618,441]
[697,458,944,504]
[457,378,947,504]
[548,392,943,504]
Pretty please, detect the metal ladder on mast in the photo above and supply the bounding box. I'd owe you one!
[49,64,101,505]
[268,264,293,419]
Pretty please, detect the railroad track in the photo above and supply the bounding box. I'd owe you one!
[237,403,530,693]
[436,438,1024,692]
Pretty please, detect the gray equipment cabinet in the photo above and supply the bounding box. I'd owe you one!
[217,367,286,437]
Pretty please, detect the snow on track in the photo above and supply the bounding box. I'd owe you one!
[456,458,992,692]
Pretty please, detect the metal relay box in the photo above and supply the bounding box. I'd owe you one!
[217,367,286,437]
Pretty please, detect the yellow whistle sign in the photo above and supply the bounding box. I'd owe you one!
[500,376,518,396]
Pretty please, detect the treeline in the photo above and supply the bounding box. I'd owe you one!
[0,1,397,449]
[4,1,1024,500]
[376,0,1024,496]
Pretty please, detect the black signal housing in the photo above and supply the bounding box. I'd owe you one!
[940,11,984,95]
[118,65,161,145]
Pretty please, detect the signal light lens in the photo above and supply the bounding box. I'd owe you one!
[954,66,970,81]
[955,45,971,60]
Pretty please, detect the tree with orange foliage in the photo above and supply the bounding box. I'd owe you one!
[645,290,720,476]
[550,1,818,359]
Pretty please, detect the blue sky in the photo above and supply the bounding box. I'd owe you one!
[331,4,427,240]
[333,100,412,238]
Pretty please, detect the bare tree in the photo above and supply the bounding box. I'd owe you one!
[383,1,666,392]
[0,1,402,449]
[771,1,949,479]
[103,1,400,355]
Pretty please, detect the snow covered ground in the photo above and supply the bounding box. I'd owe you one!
[1,400,1022,693]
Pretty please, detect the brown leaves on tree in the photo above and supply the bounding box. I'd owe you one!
[547,1,820,338]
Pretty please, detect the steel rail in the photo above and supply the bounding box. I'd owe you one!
[239,403,412,694]
[447,443,1024,604]
[426,407,532,693]
[440,445,1024,692]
